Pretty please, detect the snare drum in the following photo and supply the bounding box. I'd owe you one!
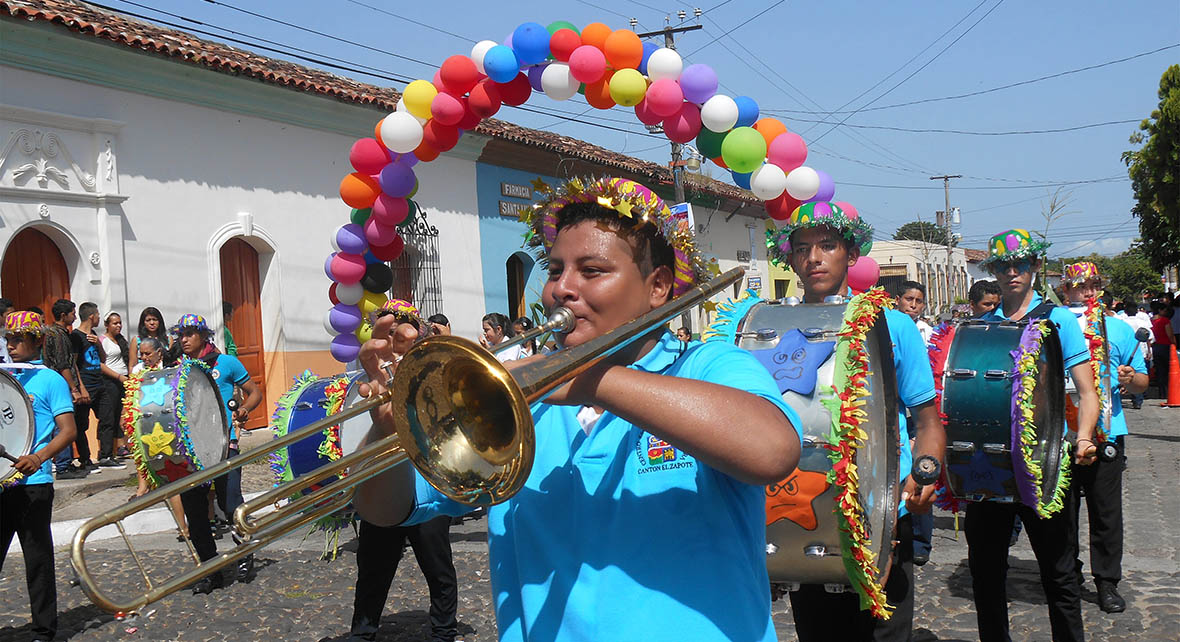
[0,368,35,485]
[940,319,1067,513]
[128,360,229,487]
[269,370,371,492]
[708,294,900,595]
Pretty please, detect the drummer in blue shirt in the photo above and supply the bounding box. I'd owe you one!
[1,311,78,642]
[764,202,945,641]
[969,229,1099,642]
[1060,262,1148,615]
[352,176,803,642]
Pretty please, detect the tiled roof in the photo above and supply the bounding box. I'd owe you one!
[1,0,756,204]
[963,248,989,262]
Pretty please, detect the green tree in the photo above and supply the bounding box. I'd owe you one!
[894,220,956,246]
[1122,65,1180,271]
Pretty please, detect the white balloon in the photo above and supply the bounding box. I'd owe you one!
[335,281,364,306]
[541,63,580,101]
[785,166,821,201]
[750,163,787,200]
[471,40,498,75]
[646,47,683,81]
[379,111,424,154]
[323,309,341,337]
[700,95,739,133]
[396,98,427,126]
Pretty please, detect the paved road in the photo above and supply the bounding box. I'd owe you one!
[2,402,1176,641]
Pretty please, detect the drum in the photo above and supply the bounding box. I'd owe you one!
[710,295,900,594]
[269,370,371,493]
[0,368,36,485]
[940,319,1067,512]
[129,361,229,487]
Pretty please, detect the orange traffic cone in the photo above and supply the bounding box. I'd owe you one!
[1163,344,1180,408]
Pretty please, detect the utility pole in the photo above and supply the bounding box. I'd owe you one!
[931,174,961,314]
[638,18,702,205]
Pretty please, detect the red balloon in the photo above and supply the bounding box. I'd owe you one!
[371,194,409,225]
[549,28,581,62]
[369,234,405,262]
[430,92,465,126]
[456,98,482,130]
[423,120,460,152]
[349,138,390,175]
[496,73,532,106]
[710,156,728,170]
[413,139,441,162]
[439,55,480,95]
[765,192,802,221]
[584,72,615,110]
[663,103,701,144]
[634,99,663,126]
[328,282,341,306]
[469,79,502,118]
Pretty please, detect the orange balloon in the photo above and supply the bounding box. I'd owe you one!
[753,117,788,148]
[413,139,440,162]
[585,71,616,110]
[340,172,381,209]
[603,30,643,69]
[581,22,612,51]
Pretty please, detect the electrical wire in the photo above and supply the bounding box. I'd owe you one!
[341,0,476,44]
[787,118,1141,136]
[841,176,1127,190]
[681,0,787,58]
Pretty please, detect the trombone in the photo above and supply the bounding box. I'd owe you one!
[71,267,746,614]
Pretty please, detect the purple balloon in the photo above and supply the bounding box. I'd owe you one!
[389,152,419,167]
[378,163,416,198]
[335,223,368,255]
[809,170,835,202]
[324,252,337,280]
[328,303,362,333]
[679,63,718,104]
[527,63,548,92]
[330,333,361,363]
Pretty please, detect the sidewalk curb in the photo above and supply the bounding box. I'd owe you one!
[52,469,138,510]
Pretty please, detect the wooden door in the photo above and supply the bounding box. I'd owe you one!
[2,228,71,315]
[219,238,268,430]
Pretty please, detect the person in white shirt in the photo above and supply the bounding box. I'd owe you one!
[100,312,130,460]
[1119,302,1152,409]
[511,317,537,358]
[0,298,12,364]
[480,312,523,362]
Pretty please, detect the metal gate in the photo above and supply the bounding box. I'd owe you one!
[390,208,443,316]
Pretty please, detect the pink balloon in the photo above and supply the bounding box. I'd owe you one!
[349,138,390,175]
[645,78,684,118]
[330,253,367,285]
[371,194,409,225]
[568,45,607,84]
[364,217,397,246]
[430,92,465,126]
[634,99,663,126]
[663,103,702,144]
[767,132,807,173]
[848,256,880,291]
[833,201,858,220]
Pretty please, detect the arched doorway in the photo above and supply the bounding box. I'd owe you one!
[2,227,71,314]
[220,238,268,430]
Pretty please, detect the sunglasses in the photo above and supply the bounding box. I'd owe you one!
[6,334,35,345]
[990,259,1034,274]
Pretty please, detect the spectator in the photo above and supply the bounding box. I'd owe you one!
[129,307,173,369]
[222,301,238,356]
[480,312,523,362]
[675,326,692,343]
[1151,305,1175,398]
[101,312,131,458]
[1121,303,1152,409]
[0,297,12,363]
[45,300,86,479]
[427,313,451,337]
[72,302,124,470]
[894,281,932,343]
[512,317,537,357]
[969,280,1002,317]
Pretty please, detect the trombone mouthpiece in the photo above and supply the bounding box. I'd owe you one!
[545,307,577,335]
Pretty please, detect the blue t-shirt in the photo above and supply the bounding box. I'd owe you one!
[5,361,73,486]
[209,354,250,440]
[406,331,802,642]
[1068,313,1147,438]
[882,308,939,517]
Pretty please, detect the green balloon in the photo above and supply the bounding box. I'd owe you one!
[408,177,419,198]
[720,127,767,175]
[398,200,419,228]
[350,207,371,226]
[547,20,579,35]
[696,127,726,160]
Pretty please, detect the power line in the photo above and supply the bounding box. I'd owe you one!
[841,176,1127,190]
[681,0,788,58]
[341,0,476,44]
[786,118,1141,136]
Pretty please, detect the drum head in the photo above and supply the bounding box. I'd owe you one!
[0,369,35,483]
[181,367,229,470]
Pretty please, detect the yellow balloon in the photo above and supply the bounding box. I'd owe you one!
[354,321,373,344]
[358,290,387,316]
[402,79,438,120]
[608,68,647,107]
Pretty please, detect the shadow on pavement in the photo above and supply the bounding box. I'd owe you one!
[946,558,1049,605]
[913,628,973,642]
[0,601,114,641]
[317,609,478,641]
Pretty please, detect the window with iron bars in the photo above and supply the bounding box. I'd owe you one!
[390,208,443,316]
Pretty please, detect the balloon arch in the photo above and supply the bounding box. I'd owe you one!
[326,20,877,363]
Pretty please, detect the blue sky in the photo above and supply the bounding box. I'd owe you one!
[106,1,1179,257]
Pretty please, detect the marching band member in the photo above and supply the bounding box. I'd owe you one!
[765,203,945,640]
[968,230,1098,642]
[1060,262,1148,613]
[0,312,78,642]
[353,176,802,641]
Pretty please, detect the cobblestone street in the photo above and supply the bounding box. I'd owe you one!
[2,402,1176,641]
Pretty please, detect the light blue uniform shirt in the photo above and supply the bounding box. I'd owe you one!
[881,309,938,518]
[406,331,803,642]
[1073,313,1147,438]
[208,354,250,441]
[5,361,73,486]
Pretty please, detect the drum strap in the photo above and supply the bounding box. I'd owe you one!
[1025,301,1056,321]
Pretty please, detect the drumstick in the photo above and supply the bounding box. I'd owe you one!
[0,444,20,463]
[910,455,942,488]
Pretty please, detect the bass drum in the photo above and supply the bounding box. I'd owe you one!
[726,298,900,590]
[0,368,36,484]
[270,371,373,492]
[130,362,229,486]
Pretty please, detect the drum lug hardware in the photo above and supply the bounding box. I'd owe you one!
[801,437,820,449]
[800,327,827,338]
[982,443,1009,455]
[822,295,845,304]
[781,296,802,306]
[803,545,830,558]
[755,328,778,342]
[782,582,801,592]
[295,402,315,410]
[983,370,1009,380]
[950,441,975,453]
[765,543,778,555]
[823,583,847,594]
[141,411,153,418]
[160,408,172,415]
[950,368,977,378]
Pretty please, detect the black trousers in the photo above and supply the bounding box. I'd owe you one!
[213,446,244,521]
[0,484,58,640]
[179,484,218,562]
[789,514,914,642]
[73,378,119,461]
[1069,436,1124,585]
[965,501,1084,642]
[351,517,458,642]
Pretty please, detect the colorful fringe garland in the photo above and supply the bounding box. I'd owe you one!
[175,359,211,472]
[121,368,156,487]
[925,322,964,513]
[820,287,895,619]
[1,470,25,489]
[1082,298,1110,444]
[268,370,319,488]
[1009,320,1070,518]
[315,376,353,466]
[701,289,762,343]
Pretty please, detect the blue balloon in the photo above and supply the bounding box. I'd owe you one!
[512,22,550,65]
[484,45,520,83]
[638,41,659,76]
[363,251,381,265]
[734,96,760,128]
[731,169,752,190]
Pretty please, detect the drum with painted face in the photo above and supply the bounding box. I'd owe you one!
[711,295,900,593]
[129,360,229,486]
[0,368,35,485]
